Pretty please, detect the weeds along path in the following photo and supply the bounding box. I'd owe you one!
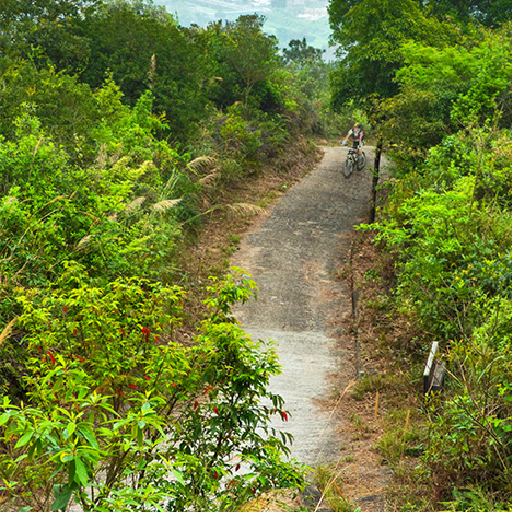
[231,146,374,469]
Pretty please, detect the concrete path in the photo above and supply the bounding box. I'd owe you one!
[231,146,374,467]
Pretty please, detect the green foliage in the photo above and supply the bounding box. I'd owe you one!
[328,0,458,108]
[334,0,512,508]
[0,61,99,153]
[77,0,210,143]
[0,269,305,511]
[424,0,512,28]
[423,332,512,494]
[204,15,281,118]
[379,25,512,166]
[282,38,325,67]
[0,0,101,69]
[0,1,326,508]
[369,116,512,509]
[219,105,262,170]
[0,88,201,313]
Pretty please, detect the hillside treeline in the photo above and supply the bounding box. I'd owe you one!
[328,1,512,510]
[0,1,335,510]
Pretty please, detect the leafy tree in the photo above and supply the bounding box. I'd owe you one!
[77,0,210,143]
[0,0,101,69]
[327,0,459,108]
[378,25,512,165]
[282,38,325,67]
[0,61,99,152]
[422,0,512,27]
[205,15,281,117]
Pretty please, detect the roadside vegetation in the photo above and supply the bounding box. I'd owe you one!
[328,1,512,510]
[6,0,512,510]
[0,1,343,510]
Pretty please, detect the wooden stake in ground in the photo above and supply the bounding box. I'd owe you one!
[401,409,411,460]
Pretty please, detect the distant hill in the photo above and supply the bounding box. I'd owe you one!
[156,0,335,58]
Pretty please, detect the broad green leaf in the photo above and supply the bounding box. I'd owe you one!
[74,457,88,486]
[78,425,98,449]
[51,485,73,511]
[171,468,185,485]
[15,431,34,449]
[0,413,10,427]
[67,423,76,437]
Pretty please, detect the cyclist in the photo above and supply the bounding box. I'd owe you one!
[343,123,364,158]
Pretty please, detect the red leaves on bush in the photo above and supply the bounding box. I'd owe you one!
[143,376,150,381]
[142,327,150,343]
[193,401,199,410]
[62,306,68,314]
[75,355,85,363]
[47,352,56,365]
[213,470,219,480]
[203,386,214,394]
[213,405,219,414]
[128,384,137,389]
[281,411,288,422]
[72,328,78,336]
[235,463,241,472]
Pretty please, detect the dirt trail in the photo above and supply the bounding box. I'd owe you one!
[232,146,389,510]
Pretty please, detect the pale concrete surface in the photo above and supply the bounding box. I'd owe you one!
[232,146,375,467]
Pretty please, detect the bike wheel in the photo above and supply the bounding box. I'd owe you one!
[357,151,366,170]
[343,156,354,178]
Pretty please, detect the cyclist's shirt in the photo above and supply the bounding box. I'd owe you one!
[348,129,364,148]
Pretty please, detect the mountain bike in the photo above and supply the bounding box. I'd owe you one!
[343,146,366,178]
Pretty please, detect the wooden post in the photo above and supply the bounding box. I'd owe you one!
[369,139,382,223]
[423,341,446,394]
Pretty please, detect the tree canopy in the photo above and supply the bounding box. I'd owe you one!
[0,0,101,68]
[328,0,458,108]
[282,37,325,67]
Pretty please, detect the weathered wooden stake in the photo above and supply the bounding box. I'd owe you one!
[423,341,446,395]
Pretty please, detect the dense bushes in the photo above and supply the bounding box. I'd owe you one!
[0,1,325,509]
[0,270,304,511]
[369,59,512,512]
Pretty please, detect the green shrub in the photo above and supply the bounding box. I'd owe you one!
[0,269,305,511]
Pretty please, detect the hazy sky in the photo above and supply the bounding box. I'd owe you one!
[153,0,333,54]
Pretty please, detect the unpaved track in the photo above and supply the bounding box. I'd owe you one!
[232,146,374,467]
